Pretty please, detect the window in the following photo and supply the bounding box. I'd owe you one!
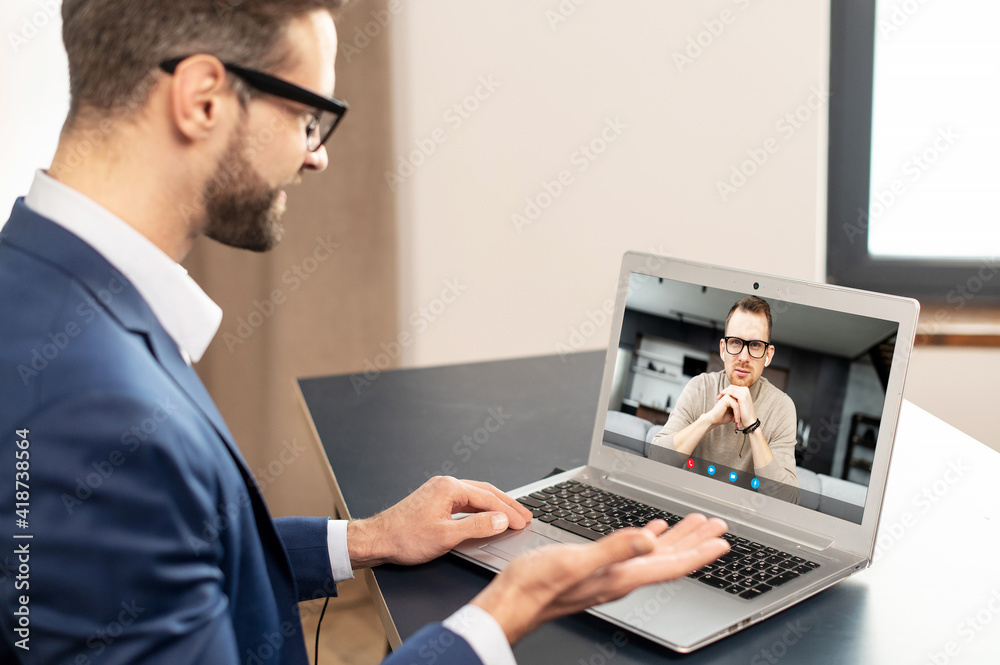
[826,0,1000,305]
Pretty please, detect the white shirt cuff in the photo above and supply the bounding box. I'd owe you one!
[326,519,355,583]
[442,604,517,665]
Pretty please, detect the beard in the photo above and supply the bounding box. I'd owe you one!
[202,128,286,252]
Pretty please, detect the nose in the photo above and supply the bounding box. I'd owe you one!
[302,145,329,172]
[737,345,752,361]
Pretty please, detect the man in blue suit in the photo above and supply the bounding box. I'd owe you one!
[0,1,729,663]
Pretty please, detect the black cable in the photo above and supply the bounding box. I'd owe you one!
[315,596,330,664]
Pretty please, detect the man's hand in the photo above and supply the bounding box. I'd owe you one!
[470,513,729,645]
[717,385,757,430]
[347,476,532,568]
[705,393,739,428]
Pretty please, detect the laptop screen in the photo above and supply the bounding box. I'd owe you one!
[603,272,899,525]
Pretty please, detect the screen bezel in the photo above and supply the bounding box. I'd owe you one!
[587,252,919,559]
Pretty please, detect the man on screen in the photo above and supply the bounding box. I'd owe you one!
[650,297,799,502]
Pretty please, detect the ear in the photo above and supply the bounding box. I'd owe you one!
[764,344,775,367]
[719,337,726,362]
[167,55,232,143]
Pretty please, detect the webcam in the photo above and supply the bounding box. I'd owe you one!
[753,282,760,290]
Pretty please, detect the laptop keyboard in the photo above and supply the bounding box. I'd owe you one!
[516,479,819,600]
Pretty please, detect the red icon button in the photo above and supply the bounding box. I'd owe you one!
[686,458,695,469]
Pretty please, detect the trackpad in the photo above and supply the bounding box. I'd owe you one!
[482,530,562,561]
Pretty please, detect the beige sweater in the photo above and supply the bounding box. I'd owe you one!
[650,371,799,493]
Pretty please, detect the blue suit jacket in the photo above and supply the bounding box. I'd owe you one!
[0,201,481,664]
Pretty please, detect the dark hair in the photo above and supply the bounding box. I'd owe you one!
[725,296,772,341]
[60,0,344,127]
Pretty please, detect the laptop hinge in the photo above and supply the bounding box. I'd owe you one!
[605,474,836,552]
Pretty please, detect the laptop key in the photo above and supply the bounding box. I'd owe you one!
[538,514,560,523]
[698,575,731,589]
[518,496,546,508]
[551,519,601,541]
[739,584,771,600]
[768,571,800,587]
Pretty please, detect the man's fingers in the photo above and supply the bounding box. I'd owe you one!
[659,515,729,553]
[448,479,529,529]
[654,513,708,545]
[580,528,657,571]
[451,511,514,542]
[460,479,533,525]
[620,534,731,586]
[718,395,741,428]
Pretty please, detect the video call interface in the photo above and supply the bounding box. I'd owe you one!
[603,273,899,525]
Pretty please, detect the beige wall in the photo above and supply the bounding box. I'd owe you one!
[386,0,997,451]
[390,0,830,365]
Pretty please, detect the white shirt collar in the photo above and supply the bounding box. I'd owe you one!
[23,170,222,364]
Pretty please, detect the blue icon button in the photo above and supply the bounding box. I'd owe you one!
[729,471,738,483]
[707,465,716,476]
[751,477,760,490]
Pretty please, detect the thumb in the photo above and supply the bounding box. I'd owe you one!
[582,528,656,571]
[455,511,510,540]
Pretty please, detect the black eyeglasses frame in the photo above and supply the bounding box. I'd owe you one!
[722,336,772,359]
[159,56,348,151]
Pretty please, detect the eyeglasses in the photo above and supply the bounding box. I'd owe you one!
[723,336,771,359]
[159,56,348,152]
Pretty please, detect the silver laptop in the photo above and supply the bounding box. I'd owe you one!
[454,251,919,652]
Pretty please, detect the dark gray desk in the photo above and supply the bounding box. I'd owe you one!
[299,351,1000,664]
